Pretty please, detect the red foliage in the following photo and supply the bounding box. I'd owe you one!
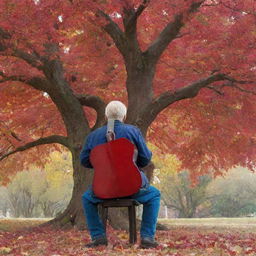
[0,0,255,181]
[1,225,256,255]
[149,89,256,178]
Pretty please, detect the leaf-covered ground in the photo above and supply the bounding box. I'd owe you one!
[1,219,256,255]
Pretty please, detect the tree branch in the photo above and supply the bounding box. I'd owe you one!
[12,49,43,70]
[140,73,251,128]
[219,0,253,15]
[75,93,106,130]
[0,47,41,70]
[146,1,205,62]
[0,135,70,161]
[121,1,151,60]
[160,72,228,103]
[0,28,11,40]
[206,85,225,95]
[0,71,50,91]
[0,26,43,69]
[135,0,150,16]
[207,79,256,96]
[0,72,26,83]
[231,84,256,95]
[123,0,150,32]
[98,10,127,58]
[0,27,11,52]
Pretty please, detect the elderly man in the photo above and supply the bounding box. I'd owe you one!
[80,101,161,249]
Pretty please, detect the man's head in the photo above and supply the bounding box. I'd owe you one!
[105,101,127,122]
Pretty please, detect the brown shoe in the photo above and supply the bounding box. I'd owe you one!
[140,237,158,249]
[85,237,108,248]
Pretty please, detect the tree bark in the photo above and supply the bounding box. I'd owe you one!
[45,131,95,229]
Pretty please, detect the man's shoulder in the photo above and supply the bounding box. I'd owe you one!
[88,125,107,138]
[122,123,140,132]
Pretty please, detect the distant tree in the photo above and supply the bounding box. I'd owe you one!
[153,153,211,218]
[208,167,256,217]
[6,151,73,218]
[0,186,10,217]
[39,151,73,217]
[7,170,42,217]
[162,171,211,218]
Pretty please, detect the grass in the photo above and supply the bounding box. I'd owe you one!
[2,217,256,232]
[161,217,256,225]
[0,218,52,231]
[160,217,256,233]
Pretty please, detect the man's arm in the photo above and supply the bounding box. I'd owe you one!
[134,129,152,168]
[80,134,93,168]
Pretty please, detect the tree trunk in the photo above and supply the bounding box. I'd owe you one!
[48,147,93,229]
[45,58,157,229]
[125,66,154,126]
[39,61,94,228]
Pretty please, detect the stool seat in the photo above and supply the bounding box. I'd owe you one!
[98,198,140,244]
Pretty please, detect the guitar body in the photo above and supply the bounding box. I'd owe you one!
[90,138,142,199]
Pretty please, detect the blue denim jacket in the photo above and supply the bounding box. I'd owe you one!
[80,120,152,187]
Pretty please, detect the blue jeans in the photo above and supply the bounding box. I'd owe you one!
[82,186,161,240]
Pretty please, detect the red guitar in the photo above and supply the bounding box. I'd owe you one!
[90,138,142,199]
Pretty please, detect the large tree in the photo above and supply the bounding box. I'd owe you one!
[0,0,255,227]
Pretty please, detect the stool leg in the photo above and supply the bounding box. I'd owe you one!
[101,206,108,232]
[133,205,137,243]
[128,205,137,244]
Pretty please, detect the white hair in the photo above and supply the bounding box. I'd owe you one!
[105,101,127,121]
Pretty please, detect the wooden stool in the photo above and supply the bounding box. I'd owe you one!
[99,198,140,244]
